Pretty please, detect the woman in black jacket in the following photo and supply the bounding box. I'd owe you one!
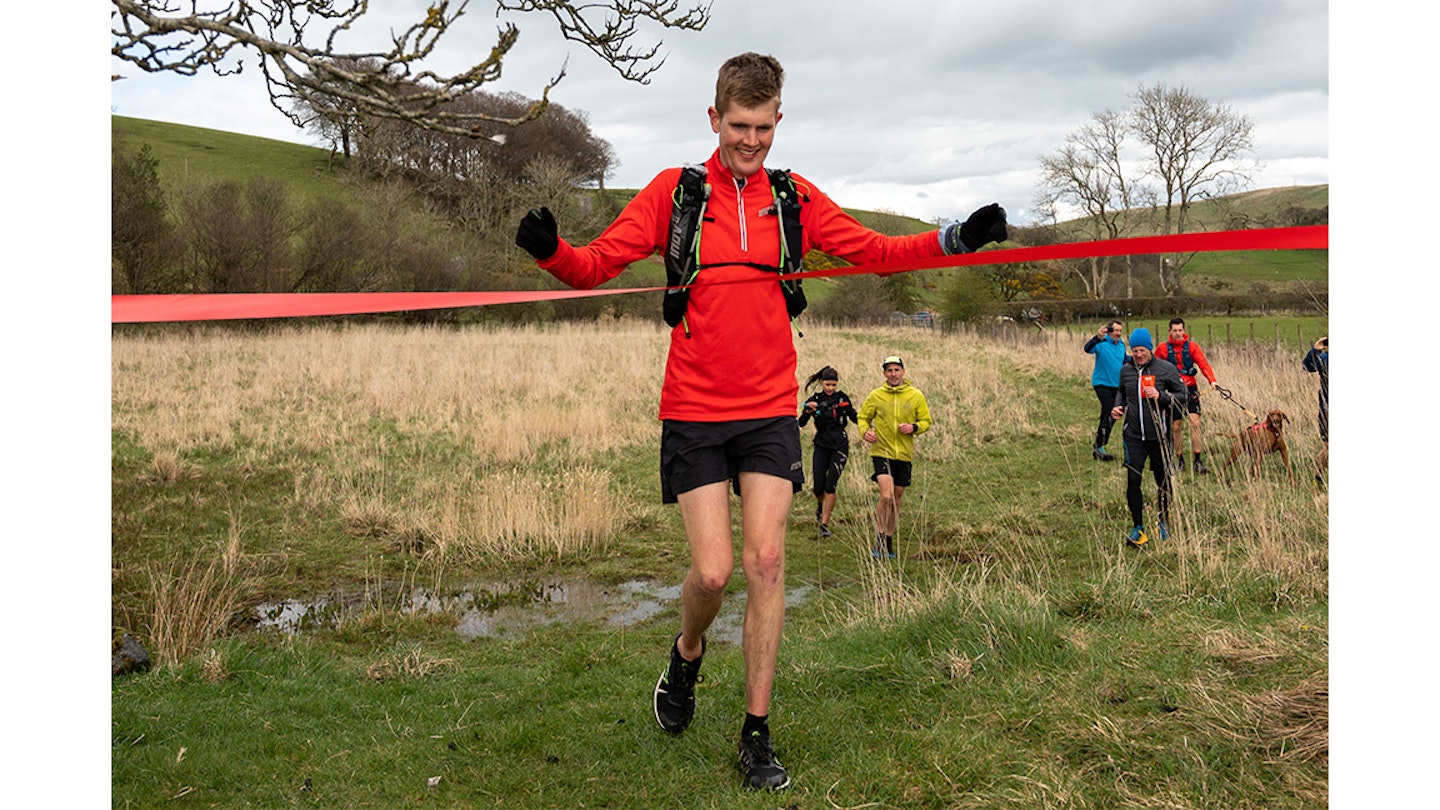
[798,366,857,538]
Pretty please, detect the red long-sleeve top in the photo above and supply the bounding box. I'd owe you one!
[538,150,945,422]
[1154,333,1217,388]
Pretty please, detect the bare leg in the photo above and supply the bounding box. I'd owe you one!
[736,471,792,715]
[891,486,906,536]
[675,481,735,660]
[875,474,897,537]
[1188,412,1204,454]
[820,491,837,525]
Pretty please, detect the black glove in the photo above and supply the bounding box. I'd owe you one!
[515,206,559,261]
[958,203,1007,251]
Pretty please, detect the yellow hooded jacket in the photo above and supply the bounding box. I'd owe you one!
[856,379,931,462]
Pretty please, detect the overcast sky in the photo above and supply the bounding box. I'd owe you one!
[109,0,1329,225]
[3,6,1427,800]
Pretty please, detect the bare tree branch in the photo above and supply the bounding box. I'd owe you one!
[1128,83,1255,294]
[112,1,711,137]
[496,0,711,84]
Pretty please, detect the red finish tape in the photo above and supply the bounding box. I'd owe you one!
[111,226,1326,323]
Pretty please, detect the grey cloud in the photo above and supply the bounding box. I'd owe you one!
[109,0,1328,224]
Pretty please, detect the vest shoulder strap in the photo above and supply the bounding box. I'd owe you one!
[661,165,709,328]
[661,164,810,330]
[765,168,806,275]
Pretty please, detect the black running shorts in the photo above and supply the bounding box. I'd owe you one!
[660,416,804,504]
[1180,385,1202,416]
[870,456,913,488]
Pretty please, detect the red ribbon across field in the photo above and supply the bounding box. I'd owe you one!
[111,226,1327,324]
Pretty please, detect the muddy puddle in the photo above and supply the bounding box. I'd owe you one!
[255,579,813,645]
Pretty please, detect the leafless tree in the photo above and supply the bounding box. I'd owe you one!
[1128,83,1255,294]
[179,177,295,292]
[112,0,711,138]
[1037,109,1154,298]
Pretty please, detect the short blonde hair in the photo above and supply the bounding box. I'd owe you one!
[714,52,784,114]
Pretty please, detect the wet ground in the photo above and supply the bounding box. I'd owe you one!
[255,579,813,645]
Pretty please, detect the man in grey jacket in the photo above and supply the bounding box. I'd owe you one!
[1110,328,1188,547]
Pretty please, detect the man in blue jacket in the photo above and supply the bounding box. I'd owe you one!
[1084,320,1127,461]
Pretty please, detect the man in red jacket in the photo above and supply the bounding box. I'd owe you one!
[515,52,1007,790]
[1154,317,1221,474]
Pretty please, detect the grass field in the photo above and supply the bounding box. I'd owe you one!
[112,318,1329,808]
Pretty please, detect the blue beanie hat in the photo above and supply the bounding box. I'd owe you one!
[1129,328,1154,351]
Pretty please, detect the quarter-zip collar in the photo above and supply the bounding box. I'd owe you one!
[709,153,758,256]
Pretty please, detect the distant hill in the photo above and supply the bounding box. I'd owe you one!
[112,115,1327,297]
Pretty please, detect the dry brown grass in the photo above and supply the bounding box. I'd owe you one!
[1192,674,1329,766]
[143,549,248,667]
[365,645,458,682]
[115,319,1326,638]
[112,322,667,461]
[199,647,230,683]
[115,322,664,564]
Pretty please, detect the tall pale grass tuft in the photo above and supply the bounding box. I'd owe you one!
[365,645,458,682]
[427,465,620,562]
[834,548,996,626]
[144,450,193,485]
[144,549,248,667]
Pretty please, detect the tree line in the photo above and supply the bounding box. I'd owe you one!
[113,77,1323,326]
[1031,83,1326,301]
[111,88,629,319]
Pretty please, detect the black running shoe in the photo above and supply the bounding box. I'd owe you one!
[653,634,704,734]
[1193,457,1209,475]
[737,730,791,790]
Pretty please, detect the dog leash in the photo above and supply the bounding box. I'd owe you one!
[1208,384,1262,425]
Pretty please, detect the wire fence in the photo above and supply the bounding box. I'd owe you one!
[938,318,1325,351]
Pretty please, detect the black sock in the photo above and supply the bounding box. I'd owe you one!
[742,713,769,738]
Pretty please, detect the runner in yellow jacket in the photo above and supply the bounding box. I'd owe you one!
[856,355,932,558]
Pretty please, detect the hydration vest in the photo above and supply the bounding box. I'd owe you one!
[663,164,808,334]
[1169,339,1198,377]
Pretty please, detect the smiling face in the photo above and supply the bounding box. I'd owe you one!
[709,99,781,178]
[821,379,838,395]
[883,364,905,386]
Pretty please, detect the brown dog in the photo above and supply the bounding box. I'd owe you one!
[1219,410,1296,484]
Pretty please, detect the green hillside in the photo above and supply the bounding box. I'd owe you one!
[112,115,1327,299]
[113,116,345,205]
